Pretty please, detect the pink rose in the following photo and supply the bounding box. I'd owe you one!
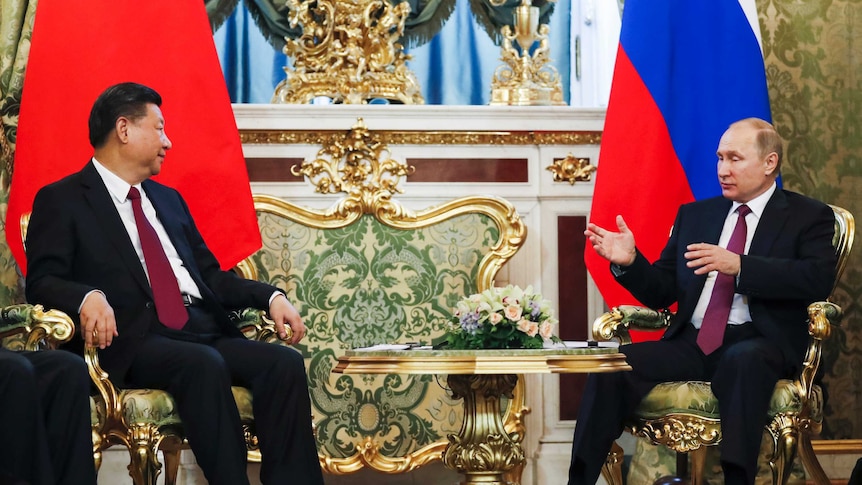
[504,305,523,321]
[539,321,554,339]
[517,318,539,337]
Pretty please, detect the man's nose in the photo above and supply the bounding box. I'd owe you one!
[163,134,172,149]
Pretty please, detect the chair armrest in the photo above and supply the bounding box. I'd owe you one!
[592,305,672,345]
[85,346,119,435]
[229,308,293,344]
[0,304,75,350]
[797,301,841,401]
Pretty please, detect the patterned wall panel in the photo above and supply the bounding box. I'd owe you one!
[759,0,862,440]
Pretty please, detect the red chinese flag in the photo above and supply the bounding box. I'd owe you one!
[7,0,260,273]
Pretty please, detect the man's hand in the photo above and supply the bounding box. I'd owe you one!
[584,215,637,266]
[269,294,306,345]
[685,243,742,276]
[80,291,118,349]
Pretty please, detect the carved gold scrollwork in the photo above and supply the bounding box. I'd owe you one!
[546,154,595,184]
[634,415,721,453]
[292,118,414,213]
[273,0,423,104]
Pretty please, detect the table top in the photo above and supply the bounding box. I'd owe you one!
[333,344,631,375]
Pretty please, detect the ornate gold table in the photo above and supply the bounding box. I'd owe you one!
[334,346,630,484]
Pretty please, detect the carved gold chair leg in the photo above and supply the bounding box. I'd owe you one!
[767,417,798,485]
[689,447,707,485]
[127,424,164,485]
[92,429,103,473]
[600,440,625,485]
[797,434,829,485]
[161,447,181,485]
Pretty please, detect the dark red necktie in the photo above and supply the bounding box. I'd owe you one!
[696,204,751,355]
[127,187,188,329]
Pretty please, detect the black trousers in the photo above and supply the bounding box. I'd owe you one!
[124,307,323,485]
[567,322,789,485]
[0,349,96,485]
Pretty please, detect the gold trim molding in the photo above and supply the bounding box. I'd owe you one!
[811,439,862,453]
[239,130,602,146]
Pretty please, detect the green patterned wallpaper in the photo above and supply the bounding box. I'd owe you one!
[759,0,862,440]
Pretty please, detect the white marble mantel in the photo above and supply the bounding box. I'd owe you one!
[232,103,607,132]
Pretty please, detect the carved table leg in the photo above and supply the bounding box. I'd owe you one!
[443,374,524,485]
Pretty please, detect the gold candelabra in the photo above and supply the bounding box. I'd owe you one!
[273,0,424,104]
[490,0,564,106]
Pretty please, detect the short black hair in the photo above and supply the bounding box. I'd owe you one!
[88,82,162,148]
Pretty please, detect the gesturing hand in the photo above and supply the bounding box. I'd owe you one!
[584,215,637,266]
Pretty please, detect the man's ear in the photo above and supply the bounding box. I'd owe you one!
[116,117,130,143]
[764,152,779,176]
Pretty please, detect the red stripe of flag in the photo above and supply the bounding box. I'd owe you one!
[585,47,692,339]
[7,0,259,274]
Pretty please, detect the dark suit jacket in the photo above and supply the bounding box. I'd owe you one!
[25,161,279,384]
[616,189,836,370]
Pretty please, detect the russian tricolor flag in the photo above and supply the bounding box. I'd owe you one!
[585,0,772,324]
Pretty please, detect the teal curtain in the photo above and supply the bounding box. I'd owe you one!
[213,0,571,104]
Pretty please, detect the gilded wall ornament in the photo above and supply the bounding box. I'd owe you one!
[546,154,595,184]
[291,118,414,212]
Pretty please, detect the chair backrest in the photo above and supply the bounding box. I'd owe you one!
[235,120,527,474]
[830,204,855,295]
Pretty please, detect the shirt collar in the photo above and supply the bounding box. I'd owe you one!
[731,182,776,219]
[92,157,141,203]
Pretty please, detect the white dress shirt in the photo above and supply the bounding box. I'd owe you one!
[92,158,202,299]
[690,183,777,328]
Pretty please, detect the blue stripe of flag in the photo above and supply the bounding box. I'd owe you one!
[620,0,772,200]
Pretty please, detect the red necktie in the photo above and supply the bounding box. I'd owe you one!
[696,204,751,355]
[127,187,188,329]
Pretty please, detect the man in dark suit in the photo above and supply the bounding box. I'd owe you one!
[569,118,837,485]
[0,348,96,485]
[25,82,324,485]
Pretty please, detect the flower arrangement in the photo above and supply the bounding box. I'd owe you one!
[443,285,560,350]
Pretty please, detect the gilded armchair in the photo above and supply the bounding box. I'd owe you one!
[232,120,528,477]
[18,214,280,484]
[595,205,854,485]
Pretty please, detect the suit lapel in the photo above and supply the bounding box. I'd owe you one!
[80,162,152,296]
[749,189,789,256]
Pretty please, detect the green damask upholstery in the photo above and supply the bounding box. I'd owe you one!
[634,379,823,421]
[112,386,253,429]
[237,194,526,475]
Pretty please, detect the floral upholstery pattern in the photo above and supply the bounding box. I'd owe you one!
[115,386,253,428]
[634,379,823,421]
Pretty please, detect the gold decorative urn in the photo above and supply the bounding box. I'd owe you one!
[490,0,564,106]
